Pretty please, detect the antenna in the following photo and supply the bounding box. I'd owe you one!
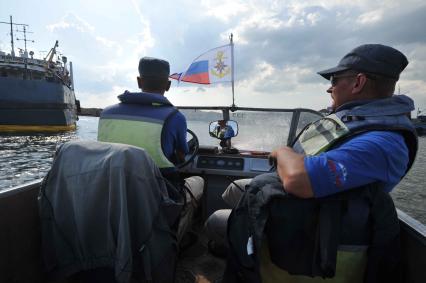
[0,15,29,57]
[229,33,236,111]
[16,25,34,54]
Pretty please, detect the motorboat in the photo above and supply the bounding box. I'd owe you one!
[0,106,424,282]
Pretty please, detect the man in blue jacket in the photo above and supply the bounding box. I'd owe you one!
[208,44,417,282]
[98,57,204,242]
[270,45,416,200]
[213,119,235,139]
[219,44,416,205]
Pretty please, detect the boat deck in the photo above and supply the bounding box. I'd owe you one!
[176,222,226,283]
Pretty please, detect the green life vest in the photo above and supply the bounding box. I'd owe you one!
[98,113,176,169]
[293,114,350,155]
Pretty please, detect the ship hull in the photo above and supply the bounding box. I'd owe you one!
[0,76,78,132]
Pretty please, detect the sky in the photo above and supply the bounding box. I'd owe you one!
[1,0,426,114]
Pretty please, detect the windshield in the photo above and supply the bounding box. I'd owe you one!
[180,107,323,152]
[230,111,292,151]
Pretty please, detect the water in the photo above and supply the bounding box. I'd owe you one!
[0,117,98,188]
[392,138,426,224]
[1,116,425,225]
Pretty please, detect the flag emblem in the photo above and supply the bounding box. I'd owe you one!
[211,51,230,79]
[170,43,233,84]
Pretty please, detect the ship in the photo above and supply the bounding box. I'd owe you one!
[0,16,78,133]
[413,114,426,136]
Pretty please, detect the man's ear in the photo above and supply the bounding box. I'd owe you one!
[165,80,171,92]
[352,74,368,94]
[137,76,143,89]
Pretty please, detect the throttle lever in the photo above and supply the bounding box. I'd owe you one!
[268,155,277,171]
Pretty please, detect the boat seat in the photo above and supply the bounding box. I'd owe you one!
[39,140,183,283]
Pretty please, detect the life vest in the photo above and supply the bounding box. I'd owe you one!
[97,91,177,170]
[292,95,417,171]
[224,95,418,283]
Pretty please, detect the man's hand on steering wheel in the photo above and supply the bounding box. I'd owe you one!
[176,129,199,169]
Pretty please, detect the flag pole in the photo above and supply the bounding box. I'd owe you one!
[230,33,236,110]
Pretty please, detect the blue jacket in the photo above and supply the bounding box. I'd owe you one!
[224,95,418,283]
[296,95,417,197]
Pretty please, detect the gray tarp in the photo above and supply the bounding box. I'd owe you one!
[39,140,182,283]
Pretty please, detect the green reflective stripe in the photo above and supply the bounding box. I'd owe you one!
[298,114,350,156]
[97,118,174,168]
[260,243,367,283]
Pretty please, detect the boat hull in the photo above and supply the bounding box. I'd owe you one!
[1,179,425,283]
[0,76,77,132]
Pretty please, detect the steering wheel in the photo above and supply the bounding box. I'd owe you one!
[177,129,199,169]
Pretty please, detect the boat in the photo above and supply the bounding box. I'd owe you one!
[0,16,78,133]
[413,114,426,136]
[0,105,424,282]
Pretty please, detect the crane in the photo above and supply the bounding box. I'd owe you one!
[44,40,59,66]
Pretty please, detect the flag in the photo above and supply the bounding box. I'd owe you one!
[170,44,233,84]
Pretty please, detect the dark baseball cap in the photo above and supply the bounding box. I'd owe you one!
[138,57,170,79]
[318,44,408,80]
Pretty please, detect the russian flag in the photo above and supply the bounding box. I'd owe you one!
[171,61,210,84]
[170,44,233,85]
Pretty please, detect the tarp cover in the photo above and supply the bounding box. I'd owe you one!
[39,140,182,283]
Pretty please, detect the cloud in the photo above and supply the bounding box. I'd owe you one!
[47,13,94,33]
[79,85,134,108]
[0,43,7,53]
[43,8,156,105]
[130,0,155,54]
[158,1,426,109]
[201,0,249,22]
[203,1,426,106]
[134,1,426,110]
[95,36,123,56]
[357,10,383,24]
[31,0,426,111]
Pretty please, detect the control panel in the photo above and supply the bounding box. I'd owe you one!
[180,153,272,177]
[197,156,244,170]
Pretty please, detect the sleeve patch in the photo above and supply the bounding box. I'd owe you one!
[327,159,347,188]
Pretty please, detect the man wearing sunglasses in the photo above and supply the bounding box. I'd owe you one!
[214,44,418,282]
[279,44,418,199]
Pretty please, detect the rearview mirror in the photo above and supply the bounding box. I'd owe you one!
[209,120,238,140]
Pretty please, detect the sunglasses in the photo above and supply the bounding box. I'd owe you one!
[330,73,378,87]
[329,74,357,86]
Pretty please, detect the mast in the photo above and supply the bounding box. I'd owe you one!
[70,61,75,90]
[230,33,236,110]
[0,16,29,57]
[16,25,34,55]
[10,16,14,56]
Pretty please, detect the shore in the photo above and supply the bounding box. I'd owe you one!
[78,108,102,117]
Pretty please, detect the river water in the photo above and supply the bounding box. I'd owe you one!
[0,116,425,224]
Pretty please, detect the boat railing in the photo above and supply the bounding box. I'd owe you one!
[0,54,56,68]
[0,179,43,198]
[398,209,426,244]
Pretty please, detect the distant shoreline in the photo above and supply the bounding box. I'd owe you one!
[78,108,102,117]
